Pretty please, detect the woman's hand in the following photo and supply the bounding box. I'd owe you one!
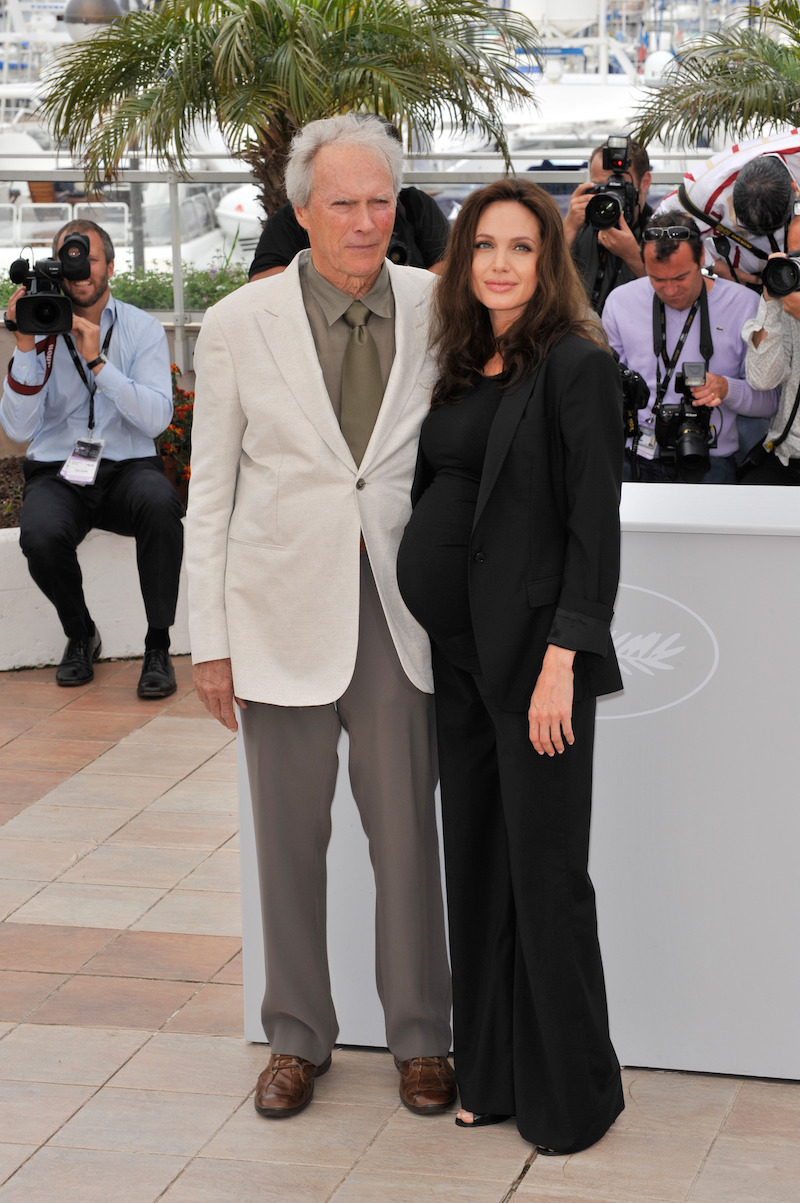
[528,645,576,756]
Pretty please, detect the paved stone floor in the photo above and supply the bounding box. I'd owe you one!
[0,656,799,1201]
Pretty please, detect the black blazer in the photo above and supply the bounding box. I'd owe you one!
[411,333,624,711]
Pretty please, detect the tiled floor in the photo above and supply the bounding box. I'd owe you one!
[1,657,798,1202]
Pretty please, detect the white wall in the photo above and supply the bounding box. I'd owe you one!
[0,526,189,671]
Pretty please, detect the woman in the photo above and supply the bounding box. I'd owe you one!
[397,179,625,1154]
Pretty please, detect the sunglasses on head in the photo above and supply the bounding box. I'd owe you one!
[643,226,692,242]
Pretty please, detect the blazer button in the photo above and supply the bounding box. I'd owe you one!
[473,552,485,564]
[355,478,366,490]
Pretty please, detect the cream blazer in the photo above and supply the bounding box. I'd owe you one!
[186,252,437,705]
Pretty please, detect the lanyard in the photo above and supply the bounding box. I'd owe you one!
[63,322,114,433]
[652,283,714,403]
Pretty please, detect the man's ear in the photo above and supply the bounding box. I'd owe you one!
[107,259,115,281]
[294,203,310,232]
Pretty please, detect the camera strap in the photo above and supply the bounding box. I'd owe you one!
[5,335,58,395]
[652,283,713,404]
[63,323,114,433]
[677,183,771,262]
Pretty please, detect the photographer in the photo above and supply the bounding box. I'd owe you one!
[564,136,652,315]
[740,215,800,484]
[660,130,800,287]
[0,219,183,695]
[602,211,778,483]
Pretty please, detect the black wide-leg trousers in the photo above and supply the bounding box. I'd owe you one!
[432,647,624,1154]
[20,457,184,640]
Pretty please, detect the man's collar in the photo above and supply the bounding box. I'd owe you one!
[302,258,393,325]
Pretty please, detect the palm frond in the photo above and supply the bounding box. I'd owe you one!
[634,4,800,145]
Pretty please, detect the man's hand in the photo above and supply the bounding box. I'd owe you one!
[69,313,102,366]
[782,290,800,321]
[597,214,645,276]
[528,645,576,757]
[193,657,246,732]
[709,259,761,288]
[5,286,35,352]
[691,372,729,409]
[563,181,596,247]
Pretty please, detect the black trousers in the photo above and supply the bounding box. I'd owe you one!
[20,457,184,640]
[432,647,624,1153]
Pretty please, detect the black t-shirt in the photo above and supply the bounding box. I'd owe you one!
[248,187,450,277]
[572,203,653,315]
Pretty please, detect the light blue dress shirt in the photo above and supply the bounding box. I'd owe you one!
[0,294,173,461]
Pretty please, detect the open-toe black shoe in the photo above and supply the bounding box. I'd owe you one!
[455,1113,511,1128]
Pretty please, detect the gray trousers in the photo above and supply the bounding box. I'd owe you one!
[240,553,452,1066]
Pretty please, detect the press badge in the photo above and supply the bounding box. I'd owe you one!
[637,421,657,460]
[59,438,104,486]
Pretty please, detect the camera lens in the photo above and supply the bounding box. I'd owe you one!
[587,192,622,231]
[676,420,711,483]
[761,257,800,299]
[32,299,63,330]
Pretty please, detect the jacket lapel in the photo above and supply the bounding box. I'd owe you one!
[359,262,434,472]
[253,253,355,471]
[473,366,541,530]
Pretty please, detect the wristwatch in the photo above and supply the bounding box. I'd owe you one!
[85,353,107,370]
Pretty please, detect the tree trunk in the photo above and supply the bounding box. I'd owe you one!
[244,116,299,217]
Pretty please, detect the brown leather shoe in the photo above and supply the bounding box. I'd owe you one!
[394,1055,457,1115]
[254,1052,332,1118]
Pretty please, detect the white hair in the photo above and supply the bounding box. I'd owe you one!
[284,114,404,207]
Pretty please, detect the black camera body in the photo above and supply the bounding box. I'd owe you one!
[616,360,650,439]
[8,232,91,335]
[761,250,800,299]
[654,361,713,482]
[586,135,639,232]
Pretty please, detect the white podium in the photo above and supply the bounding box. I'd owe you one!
[238,484,800,1079]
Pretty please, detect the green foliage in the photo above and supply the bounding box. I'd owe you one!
[0,262,248,311]
[110,261,249,309]
[37,0,542,214]
[635,0,800,146]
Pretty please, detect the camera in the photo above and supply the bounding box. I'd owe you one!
[761,250,800,298]
[654,361,714,482]
[585,134,640,232]
[615,357,650,439]
[387,237,409,266]
[8,233,91,335]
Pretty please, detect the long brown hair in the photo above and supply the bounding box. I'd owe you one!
[430,178,605,406]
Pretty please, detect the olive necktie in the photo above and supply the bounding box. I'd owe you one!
[341,300,383,465]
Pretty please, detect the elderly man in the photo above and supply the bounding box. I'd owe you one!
[0,219,182,696]
[603,211,778,482]
[563,137,652,314]
[187,115,454,1119]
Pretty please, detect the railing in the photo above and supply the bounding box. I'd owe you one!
[0,157,694,368]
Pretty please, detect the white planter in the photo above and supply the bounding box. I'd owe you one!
[0,524,189,671]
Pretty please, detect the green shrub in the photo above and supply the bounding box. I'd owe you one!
[0,261,248,311]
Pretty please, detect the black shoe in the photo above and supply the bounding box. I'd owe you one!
[56,629,102,687]
[137,648,177,699]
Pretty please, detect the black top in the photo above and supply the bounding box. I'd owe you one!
[572,202,653,315]
[248,188,451,278]
[397,376,503,671]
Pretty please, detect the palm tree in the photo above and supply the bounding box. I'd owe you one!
[634,0,800,147]
[39,0,541,214]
